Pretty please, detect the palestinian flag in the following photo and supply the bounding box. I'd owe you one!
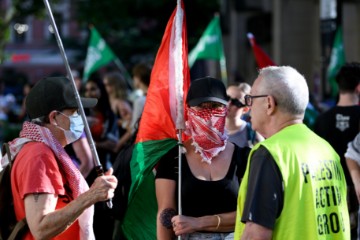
[121,0,190,239]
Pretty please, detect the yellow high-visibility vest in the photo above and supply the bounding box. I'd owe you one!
[234,124,350,240]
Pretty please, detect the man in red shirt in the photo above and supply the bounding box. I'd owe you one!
[2,76,117,240]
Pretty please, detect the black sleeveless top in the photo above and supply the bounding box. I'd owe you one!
[155,144,250,217]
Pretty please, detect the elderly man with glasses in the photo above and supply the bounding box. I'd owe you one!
[234,66,350,239]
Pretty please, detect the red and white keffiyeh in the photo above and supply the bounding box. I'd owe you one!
[1,121,94,240]
[185,106,228,164]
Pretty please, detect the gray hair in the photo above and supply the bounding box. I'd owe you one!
[238,82,251,95]
[258,66,309,115]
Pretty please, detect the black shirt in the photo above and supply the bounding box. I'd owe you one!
[241,146,283,230]
[314,105,360,186]
[155,145,250,217]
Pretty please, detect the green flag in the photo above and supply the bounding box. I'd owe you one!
[327,26,346,97]
[83,27,116,81]
[188,15,227,82]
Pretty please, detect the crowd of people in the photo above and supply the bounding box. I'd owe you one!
[0,62,359,240]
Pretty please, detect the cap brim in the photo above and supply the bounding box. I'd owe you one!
[81,97,97,108]
[187,97,228,107]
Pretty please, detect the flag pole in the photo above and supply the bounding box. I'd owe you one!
[113,57,134,90]
[43,0,112,208]
[177,131,183,240]
[177,131,183,216]
[174,1,185,239]
[216,13,227,85]
[219,57,227,85]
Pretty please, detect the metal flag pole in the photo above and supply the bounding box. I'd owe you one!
[174,1,184,239]
[177,130,183,216]
[113,58,133,90]
[43,0,112,208]
[177,130,183,240]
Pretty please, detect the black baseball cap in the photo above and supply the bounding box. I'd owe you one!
[186,76,229,106]
[26,76,97,119]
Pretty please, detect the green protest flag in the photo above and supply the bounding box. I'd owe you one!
[327,26,346,97]
[188,15,227,82]
[83,27,116,82]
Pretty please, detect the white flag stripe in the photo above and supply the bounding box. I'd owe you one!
[169,0,185,131]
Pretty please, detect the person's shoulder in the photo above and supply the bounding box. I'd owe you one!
[233,143,250,156]
[314,107,336,128]
[347,105,360,113]
[112,98,123,105]
[318,105,360,119]
[134,95,146,105]
[19,142,55,159]
[327,104,360,112]
[316,107,335,118]
[22,141,51,151]
[250,145,273,161]
[157,144,179,164]
[15,142,58,171]
[130,95,144,109]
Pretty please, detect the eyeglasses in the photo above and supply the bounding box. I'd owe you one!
[229,98,246,108]
[244,94,268,106]
[57,109,80,118]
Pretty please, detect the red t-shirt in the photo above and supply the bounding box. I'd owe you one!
[11,142,80,240]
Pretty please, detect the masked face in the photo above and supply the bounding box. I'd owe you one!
[185,103,228,164]
[56,111,84,145]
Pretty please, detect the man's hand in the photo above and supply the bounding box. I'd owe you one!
[89,168,118,202]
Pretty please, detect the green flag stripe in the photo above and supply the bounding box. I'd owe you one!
[122,138,177,239]
[128,138,178,200]
[122,173,157,240]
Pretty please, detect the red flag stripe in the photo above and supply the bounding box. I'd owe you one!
[135,0,190,143]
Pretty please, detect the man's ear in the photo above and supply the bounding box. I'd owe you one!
[266,96,277,115]
[49,111,58,125]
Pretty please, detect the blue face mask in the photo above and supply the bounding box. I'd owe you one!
[57,111,84,144]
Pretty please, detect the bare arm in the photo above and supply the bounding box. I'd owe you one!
[24,169,117,240]
[156,178,236,237]
[114,100,133,152]
[171,211,236,236]
[156,178,177,240]
[346,157,360,203]
[114,130,132,153]
[72,137,94,178]
[241,222,273,240]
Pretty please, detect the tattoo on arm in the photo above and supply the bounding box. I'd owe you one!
[33,193,40,202]
[160,208,177,229]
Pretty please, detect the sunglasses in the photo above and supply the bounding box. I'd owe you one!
[229,98,246,108]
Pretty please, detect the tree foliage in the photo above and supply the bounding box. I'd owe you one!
[0,0,57,63]
[75,0,220,65]
[0,0,219,67]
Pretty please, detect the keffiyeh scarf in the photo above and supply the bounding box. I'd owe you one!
[0,121,95,240]
[185,107,228,164]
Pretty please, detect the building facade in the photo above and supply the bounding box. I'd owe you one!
[1,0,85,84]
